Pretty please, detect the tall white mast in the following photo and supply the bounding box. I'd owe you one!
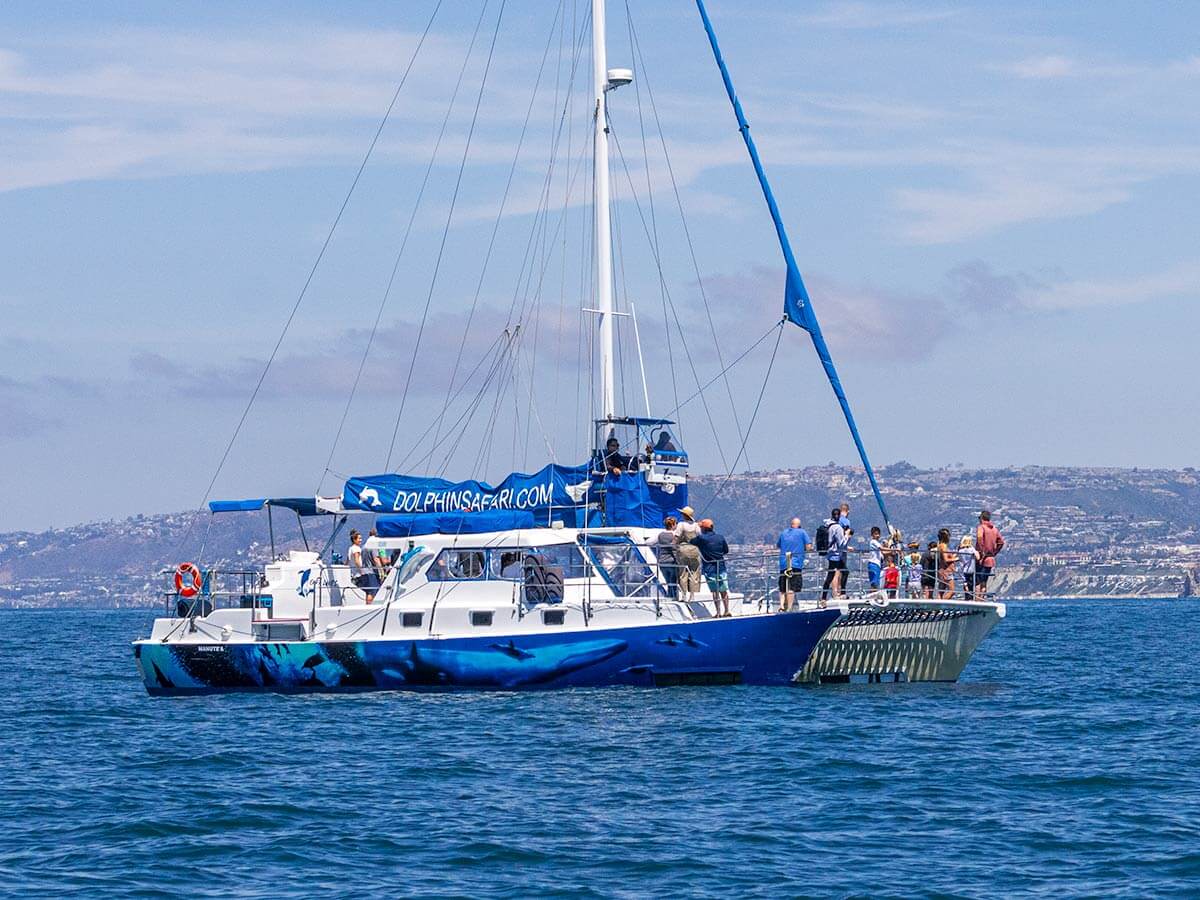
[592,0,616,421]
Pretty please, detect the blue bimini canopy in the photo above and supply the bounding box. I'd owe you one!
[208,497,325,516]
[375,510,536,538]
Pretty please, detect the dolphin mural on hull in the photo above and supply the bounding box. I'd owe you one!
[135,608,842,694]
[366,639,629,688]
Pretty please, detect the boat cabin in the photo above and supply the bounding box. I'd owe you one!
[592,416,688,487]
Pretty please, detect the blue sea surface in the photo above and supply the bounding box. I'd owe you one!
[1,600,1197,897]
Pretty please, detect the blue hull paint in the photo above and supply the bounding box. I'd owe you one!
[135,611,839,694]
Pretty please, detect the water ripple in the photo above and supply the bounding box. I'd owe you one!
[1,601,1198,896]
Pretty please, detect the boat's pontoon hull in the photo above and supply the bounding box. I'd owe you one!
[135,609,839,694]
[793,599,1004,684]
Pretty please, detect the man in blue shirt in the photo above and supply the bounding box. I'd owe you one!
[777,517,812,613]
[693,518,731,617]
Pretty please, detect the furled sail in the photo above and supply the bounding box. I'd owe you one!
[695,0,892,528]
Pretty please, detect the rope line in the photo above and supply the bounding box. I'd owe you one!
[385,0,508,471]
[174,0,444,557]
[701,321,784,511]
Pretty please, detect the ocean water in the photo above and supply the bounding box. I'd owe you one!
[1,600,1197,898]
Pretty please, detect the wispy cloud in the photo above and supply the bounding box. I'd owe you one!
[795,2,958,30]
[129,304,580,402]
[949,259,1200,312]
[0,23,568,193]
[698,266,949,360]
[995,53,1200,81]
[0,374,98,440]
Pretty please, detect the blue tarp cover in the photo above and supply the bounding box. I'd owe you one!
[375,510,536,538]
[602,472,687,529]
[343,463,593,515]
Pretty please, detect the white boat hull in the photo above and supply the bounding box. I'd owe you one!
[792,599,1005,684]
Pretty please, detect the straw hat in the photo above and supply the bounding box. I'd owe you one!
[680,506,695,518]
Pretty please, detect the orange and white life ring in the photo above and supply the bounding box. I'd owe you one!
[174,562,204,598]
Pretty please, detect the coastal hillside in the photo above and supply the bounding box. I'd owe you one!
[2,464,1197,607]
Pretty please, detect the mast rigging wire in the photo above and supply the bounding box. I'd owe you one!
[700,321,784,510]
[429,0,572,460]
[623,0,752,464]
[385,0,509,472]
[174,0,444,554]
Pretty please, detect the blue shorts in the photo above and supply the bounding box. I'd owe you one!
[706,572,730,593]
[868,563,881,588]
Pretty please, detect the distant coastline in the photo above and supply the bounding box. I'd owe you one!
[2,463,1197,608]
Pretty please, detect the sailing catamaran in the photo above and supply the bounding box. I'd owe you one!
[134,0,1001,694]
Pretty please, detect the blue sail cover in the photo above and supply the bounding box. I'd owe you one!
[695,0,892,527]
[343,463,594,516]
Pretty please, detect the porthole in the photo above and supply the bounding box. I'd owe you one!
[470,610,494,627]
[401,612,423,628]
[542,609,565,626]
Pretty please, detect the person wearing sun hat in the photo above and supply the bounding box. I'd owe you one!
[673,506,703,603]
[673,506,700,543]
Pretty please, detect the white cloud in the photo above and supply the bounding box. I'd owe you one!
[892,172,1133,245]
[1023,262,1200,311]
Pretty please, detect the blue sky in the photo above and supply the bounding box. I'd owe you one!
[2,0,1198,531]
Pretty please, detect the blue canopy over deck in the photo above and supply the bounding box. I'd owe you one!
[208,497,327,516]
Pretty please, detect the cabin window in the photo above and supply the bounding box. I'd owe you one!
[401,612,423,628]
[489,545,588,581]
[583,539,659,598]
[492,551,527,580]
[530,544,590,579]
[470,610,494,627]
[428,550,486,581]
[542,609,565,626]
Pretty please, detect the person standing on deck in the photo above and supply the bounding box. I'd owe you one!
[905,543,923,598]
[693,519,731,617]
[674,507,703,604]
[656,516,680,599]
[867,526,885,592]
[777,517,812,613]
[348,529,378,604]
[366,528,386,581]
[974,510,1006,600]
[957,535,980,601]
[921,541,938,598]
[821,509,849,604]
[937,528,958,600]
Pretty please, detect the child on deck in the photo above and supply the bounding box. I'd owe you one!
[905,543,923,598]
[883,560,901,599]
[957,535,980,602]
[867,526,885,592]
